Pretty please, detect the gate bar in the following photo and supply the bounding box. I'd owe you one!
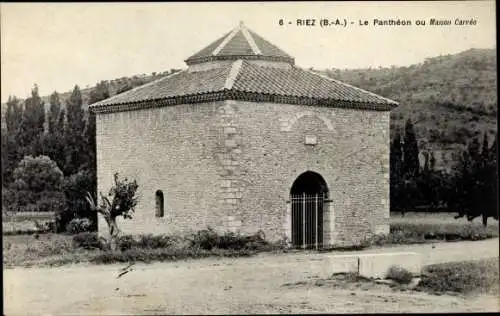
[315,194,318,250]
[302,192,305,249]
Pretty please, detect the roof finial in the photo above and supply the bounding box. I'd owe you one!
[239,20,244,28]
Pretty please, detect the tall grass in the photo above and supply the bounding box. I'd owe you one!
[417,258,499,295]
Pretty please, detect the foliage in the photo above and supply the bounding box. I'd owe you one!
[61,169,97,231]
[72,232,102,250]
[417,258,499,295]
[4,156,66,215]
[451,132,498,225]
[324,48,497,149]
[189,227,270,251]
[85,173,139,250]
[66,218,93,234]
[386,266,414,284]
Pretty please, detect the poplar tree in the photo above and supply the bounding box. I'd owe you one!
[64,85,86,175]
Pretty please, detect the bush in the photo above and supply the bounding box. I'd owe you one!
[5,156,66,214]
[117,235,138,251]
[66,218,92,234]
[386,266,414,284]
[390,222,495,241]
[136,234,174,249]
[72,232,102,250]
[89,247,256,264]
[190,227,220,250]
[417,258,499,294]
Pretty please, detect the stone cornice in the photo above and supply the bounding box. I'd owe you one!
[185,54,295,66]
[90,90,396,114]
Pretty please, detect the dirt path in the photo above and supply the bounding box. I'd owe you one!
[4,238,499,315]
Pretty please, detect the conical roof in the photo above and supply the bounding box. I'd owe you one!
[185,21,294,65]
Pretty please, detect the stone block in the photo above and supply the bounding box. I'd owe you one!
[358,252,422,279]
[326,255,359,274]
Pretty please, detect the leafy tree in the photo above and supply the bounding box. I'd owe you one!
[40,91,67,171]
[453,133,498,226]
[47,92,62,135]
[390,132,404,211]
[403,118,420,179]
[64,85,86,174]
[15,85,45,159]
[2,96,24,184]
[88,81,110,105]
[3,155,66,216]
[5,96,23,134]
[86,173,139,250]
[61,169,97,232]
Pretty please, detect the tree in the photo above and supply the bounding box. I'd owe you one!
[48,92,62,135]
[16,85,46,159]
[453,133,498,226]
[5,96,23,134]
[61,169,97,232]
[3,155,66,216]
[88,81,110,105]
[64,85,86,175]
[3,96,24,184]
[86,173,139,250]
[403,118,420,179]
[40,91,66,171]
[390,132,404,212]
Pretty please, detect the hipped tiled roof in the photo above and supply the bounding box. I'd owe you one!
[185,21,294,65]
[90,22,398,113]
[91,60,398,113]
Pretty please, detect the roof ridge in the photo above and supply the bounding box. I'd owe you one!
[90,70,186,107]
[212,25,240,56]
[241,26,261,55]
[303,68,399,106]
[224,59,244,89]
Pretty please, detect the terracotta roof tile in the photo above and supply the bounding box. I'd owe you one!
[185,22,294,65]
[91,22,397,111]
[95,65,232,106]
[92,60,397,109]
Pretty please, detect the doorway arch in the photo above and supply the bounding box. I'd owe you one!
[290,171,329,249]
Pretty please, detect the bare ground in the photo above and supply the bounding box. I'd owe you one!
[4,238,499,315]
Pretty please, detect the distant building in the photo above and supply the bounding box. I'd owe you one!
[90,22,398,248]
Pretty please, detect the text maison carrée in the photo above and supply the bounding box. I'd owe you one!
[371,18,477,26]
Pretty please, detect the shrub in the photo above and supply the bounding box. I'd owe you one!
[390,222,495,241]
[66,218,92,234]
[386,265,414,284]
[72,232,102,250]
[5,156,66,214]
[417,258,499,294]
[136,234,174,249]
[190,227,220,250]
[117,235,138,251]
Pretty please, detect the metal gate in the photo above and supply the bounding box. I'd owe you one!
[290,193,326,249]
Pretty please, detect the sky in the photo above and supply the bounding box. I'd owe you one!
[0,1,496,102]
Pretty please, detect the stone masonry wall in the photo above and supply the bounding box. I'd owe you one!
[95,99,390,247]
[95,101,226,236]
[223,100,390,247]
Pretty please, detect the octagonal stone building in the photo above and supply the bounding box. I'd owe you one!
[90,22,398,248]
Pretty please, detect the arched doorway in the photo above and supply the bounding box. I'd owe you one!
[290,171,329,249]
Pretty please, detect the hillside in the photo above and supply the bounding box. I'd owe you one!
[2,48,497,168]
[320,48,497,155]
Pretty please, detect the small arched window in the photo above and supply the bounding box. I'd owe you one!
[155,190,164,218]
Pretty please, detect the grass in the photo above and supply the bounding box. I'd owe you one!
[291,259,498,297]
[3,212,498,267]
[2,229,279,267]
[416,258,499,295]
